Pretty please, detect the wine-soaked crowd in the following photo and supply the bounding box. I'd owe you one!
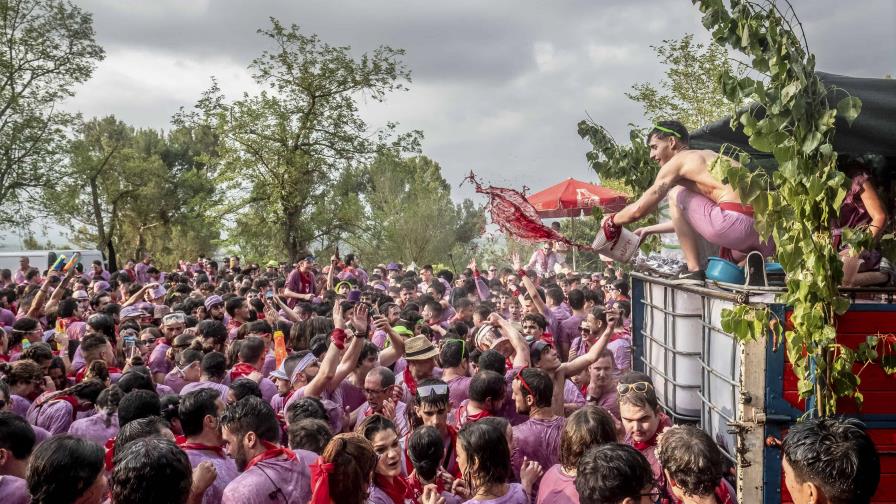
[0,255,882,503]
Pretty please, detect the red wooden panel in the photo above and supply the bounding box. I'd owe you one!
[836,311,896,334]
[784,363,896,392]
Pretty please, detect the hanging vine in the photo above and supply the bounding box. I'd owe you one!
[693,0,870,415]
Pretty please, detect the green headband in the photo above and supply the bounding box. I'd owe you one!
[652,124,682,138]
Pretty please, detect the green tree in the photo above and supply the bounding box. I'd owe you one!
[176,19,421,263]
[626,34,744,130]
[349,153,483,265]
[0,0,104,226]
[43,116,220,269]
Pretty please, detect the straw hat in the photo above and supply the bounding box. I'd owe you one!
[404,335,439,361]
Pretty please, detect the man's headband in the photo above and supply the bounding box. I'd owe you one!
[652,124,682,138]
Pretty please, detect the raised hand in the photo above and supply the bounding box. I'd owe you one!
[511,252,521,271]
[351,303,369,335]
[332,301,345,330]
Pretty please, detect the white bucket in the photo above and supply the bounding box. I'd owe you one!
[592,226,640,263]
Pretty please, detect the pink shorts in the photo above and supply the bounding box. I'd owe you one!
[675,188,775,260]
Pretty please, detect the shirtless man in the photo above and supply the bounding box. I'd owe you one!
[605,120,774,283]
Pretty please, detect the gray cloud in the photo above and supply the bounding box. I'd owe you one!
[66,0,895,204]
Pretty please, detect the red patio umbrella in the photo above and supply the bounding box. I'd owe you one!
[527,178,629,218]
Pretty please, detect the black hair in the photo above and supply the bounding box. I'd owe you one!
[356,413,396,443]
[647,120,690,145]
[655,425,725,497]
[57,298,77,318]
[576,443,654,504]
[21,342,53,365]
[238,336,265,364]
[545,287,564,306]
[615,300,631,318]
[286,396,329,425]
[111,437,193,504]
[228,378,262,402]
[114,416,170,454]
[358,341,380,367]
[116,371,156,394]
[26,435,104,504]
[225,296,246,318]
[477,349,506,375]
[179,388,221,437]
[87,314,115,339]
[439,338,467,368]
[610,278,629,298]
[583,288,604,307]
[200,351,227,380]
[517,367,553,408]
[118,389,162,427]
[522,312,547,331]
[567,289,585,310]
[0,411,36,460]
[220,395,280,443]
[159,394,181,423]
[782,417,880,504]
[196,319,227,343]
[468,370,506,404]
[408,426,443,481]
[288,418,333,454]
[457,421,512,490]
[79,334,109,361]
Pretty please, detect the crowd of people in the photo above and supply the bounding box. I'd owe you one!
[0,248,882,504]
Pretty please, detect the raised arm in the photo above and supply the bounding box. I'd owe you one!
[271,295,301,323]
[491,313,530,369]
[121,283,156,308]
[859,180,888,242]
[303,304,347,398]
[330,305,369,390]
[612,159,680,225]
[45,267,77,314]
[469,259,491,301]
[377,318,406,368]
[560,323,613,378]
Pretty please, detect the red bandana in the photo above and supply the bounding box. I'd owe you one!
[375,473,409,504]
[179,441,225,458]
[229,362,257,382]
[402,367,418,397]
[104,437,116,471]
[244,440,296,471]
[310,457,335,504]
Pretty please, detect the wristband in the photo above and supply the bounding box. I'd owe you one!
[331,328,347,350]
[473,269,480,278]
[516,269,527,278]
[512,289,521,298]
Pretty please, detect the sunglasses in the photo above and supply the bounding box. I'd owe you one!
[416,383,449,398]
[579,326,591,334]
[617,381,654,396]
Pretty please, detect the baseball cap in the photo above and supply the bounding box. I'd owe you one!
[386,262,400,271]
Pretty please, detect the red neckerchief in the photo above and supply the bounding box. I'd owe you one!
[244,440,296,471]
[179,441,226,458]
[375,473,409,504]
[455,403,490,428]
[402,367,418,396]
[632,430,660,451]
[0,354,8,363]
[229,362,257,382]
[298,271,314,294]
[104,437,116,470]
[714,481,736,504]
[406,471,446,502]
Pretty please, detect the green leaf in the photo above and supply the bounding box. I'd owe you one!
[801,131,823,154]
[836,96,862,127]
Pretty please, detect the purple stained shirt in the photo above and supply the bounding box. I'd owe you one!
[149,342,173,376]
[557,314,585,355]
[445,374,472,407]
[283,386,345,433]
[184,446,240,504]
[461,483,528,504]
[262,352,276,378]
[536,464,578,504]
[0,308,14,329]
[221,455,310,504]
[563,380,586,408]
[294,448,318,466]
[26,395,75,434]
[0,475,30,504]
[135,262,150,283]
[180,381,230,402]
[368,485,403,504]
[589,387,620,421]
[338,380,367,413]
[10,395,30,417]
[512,416,565,479]
[164,368,193,393]
[156,383,177,396]
[607,337,632,377]
[68,411,119,446]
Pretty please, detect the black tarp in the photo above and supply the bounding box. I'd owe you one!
[690,72,896,165]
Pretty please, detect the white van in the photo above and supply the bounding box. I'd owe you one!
[0,250,104,274]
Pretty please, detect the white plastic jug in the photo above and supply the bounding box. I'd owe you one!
[592,226,640,263]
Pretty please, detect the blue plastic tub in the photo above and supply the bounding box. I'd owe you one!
[706,257,746,284]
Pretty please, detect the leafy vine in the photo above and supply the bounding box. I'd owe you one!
[693,0,867,415]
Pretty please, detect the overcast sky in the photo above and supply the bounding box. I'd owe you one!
[7,0,893,249]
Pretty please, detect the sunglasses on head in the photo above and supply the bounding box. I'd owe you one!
[416,383,449,398]
[617,381,653,396]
